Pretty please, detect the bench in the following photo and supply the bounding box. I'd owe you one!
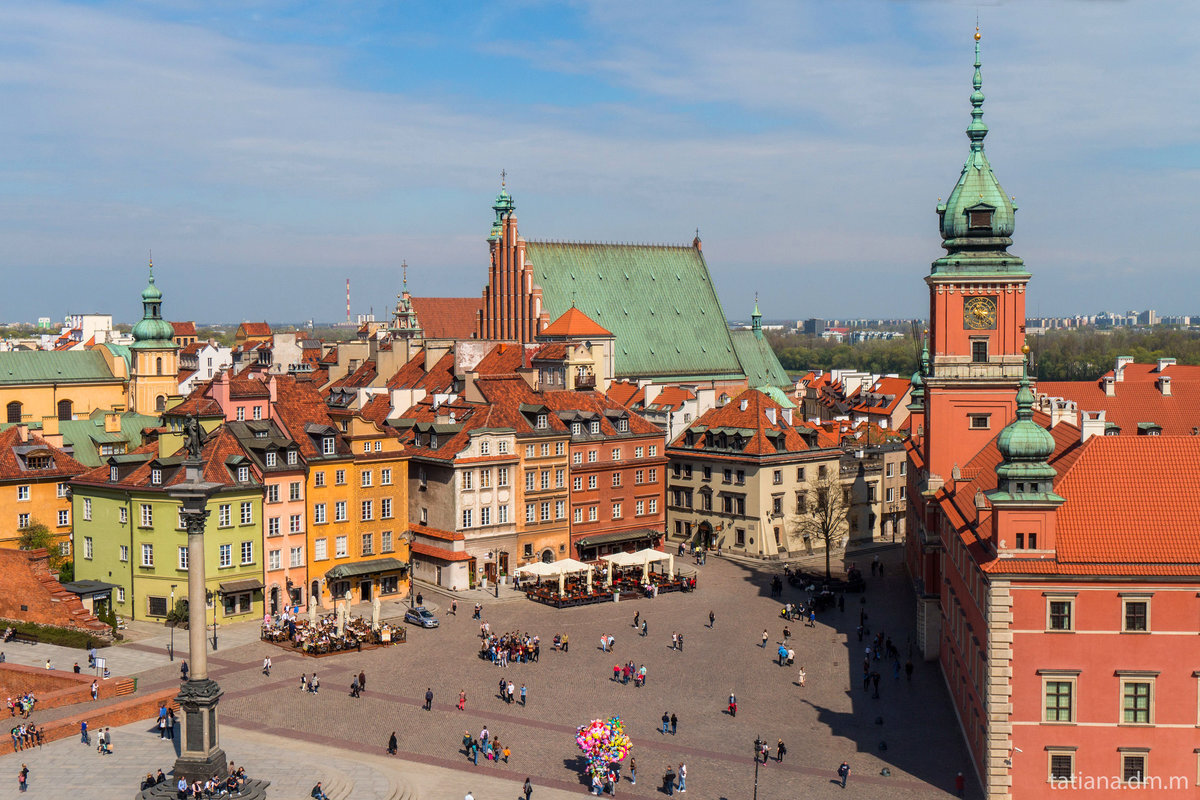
[6,632,37,645]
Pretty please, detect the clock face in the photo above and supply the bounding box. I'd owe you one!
[963,296,998,330]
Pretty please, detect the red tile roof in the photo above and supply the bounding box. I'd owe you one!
[329,360,378,390]
[606,381,640,408]
[1037,363,1200,435]
[239,322,272,337]
[538,307,613,339]
[409,297,481,340]
[228,372,271,398]
[0,427,87,481]
[166,381,223,417]
[411,542,473,562]
[410,523,465,541]
[644,386,695,412]
[171,321,197,337]
[672,388,818,456]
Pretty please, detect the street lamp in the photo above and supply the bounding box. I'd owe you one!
[205,590,218,651]
[753,736,763,800]
[169,585,176,661]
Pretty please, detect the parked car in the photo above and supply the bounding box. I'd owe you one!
[404,606,439,628]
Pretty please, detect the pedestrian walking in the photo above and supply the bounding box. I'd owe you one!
[180,660,188,681]
[761,630,768,648]
[660,712,669,735]
[629,757,637,785]
[633,611,640,629]
[663,766,676,797]
[708,610,714,628]
[797,667,807,687]
[776,740,786,762]
[783,625,790,641]
[300,673,307,692]
[18,764,27,793]
[837,761,851,789]
[670,713,677,735]
[677,763,686,793]
[262,656,271,676]
[671,632,677,650]
[90,680,98,700]
[312,673,320,693]
[523,777,533,800]
[387,732,398,755]
[520,684,527,706]
[507,680,515,704]
[640,621,647,637]
[677,633,683,652]
[458,690,467,710]
[424,687,433,711]
[451,599,457,616]
[358,670,366,693]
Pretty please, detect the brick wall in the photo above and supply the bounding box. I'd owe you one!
[0,688,178,756]
[0,549,109,633]
[0,664,123,711]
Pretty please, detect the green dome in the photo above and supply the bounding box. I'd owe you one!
[131,259,176,348]
[995,359,1057,488]
[132,316,174,344]
[141,280,162,302]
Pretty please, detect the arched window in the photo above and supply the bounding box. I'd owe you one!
[155,395,166,412]
[56,399,72,421]
[156,357,163,375]
[6,401,21,424]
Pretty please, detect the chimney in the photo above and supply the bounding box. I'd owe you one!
[16,424,28,442]
[1156,357,1176,373]
[1049,399,1077,429]
[1158,375,1172,396]
[104,412,121,433]
[40,415,59,438]
[1114,356,1134,382]
[1102,376,1116,397]
[1080,411,1106,442]
[782,408,793,425]
[739,399,749,412]
[765,407,777,425]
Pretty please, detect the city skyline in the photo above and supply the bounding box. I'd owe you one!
[2,1,1198,321]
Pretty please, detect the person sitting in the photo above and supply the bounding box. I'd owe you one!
[311,781,330,799]
[140,774,155,791]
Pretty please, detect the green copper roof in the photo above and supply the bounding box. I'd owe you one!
[57,410,159,466]
[732,330,792,388]
[993,355,1061,501]
[0,350,121,385]
[931,31,1027,279]
[131,260,176,349]
[754,385,796,408]
[524,241,747,380]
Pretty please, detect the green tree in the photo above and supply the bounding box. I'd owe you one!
[17,520,68,573]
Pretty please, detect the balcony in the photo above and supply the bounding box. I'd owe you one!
[575,374,597,389]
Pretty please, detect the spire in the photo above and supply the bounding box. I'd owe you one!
[131,254,174,348]
[968,26,987,151]
[992,344,1061,501]
[751,293,763,339]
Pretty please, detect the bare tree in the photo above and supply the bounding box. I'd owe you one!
[791,475,850,579]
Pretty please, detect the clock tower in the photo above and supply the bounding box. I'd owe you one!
[923,29,1028,485]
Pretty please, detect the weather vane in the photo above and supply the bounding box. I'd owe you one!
[500,169,507,188]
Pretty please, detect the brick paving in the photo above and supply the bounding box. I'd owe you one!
[0,547,976,799]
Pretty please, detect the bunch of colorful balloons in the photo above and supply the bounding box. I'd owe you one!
[575,717,632,778]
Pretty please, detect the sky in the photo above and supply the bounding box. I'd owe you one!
[1,1,1198,325]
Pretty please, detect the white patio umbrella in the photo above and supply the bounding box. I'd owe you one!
[586,566,593,593]
[308,595,317,625]
[371,595,381,631]
[668,554,675,578]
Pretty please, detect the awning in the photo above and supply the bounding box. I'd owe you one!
[577,529,662,549]
[60,580,119,597]
[411,542,473,562]
[324,557,408,580]
[219,578,264,593]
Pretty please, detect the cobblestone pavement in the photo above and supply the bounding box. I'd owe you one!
[1,547,976,799]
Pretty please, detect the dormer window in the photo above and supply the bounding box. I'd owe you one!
[265,452,277,468]
[110,466,119,482]
[237,465,250,483]
[572,422,583,436]
[429,433,438,449]
[151,468,162,485]
[322,436,335,455]
[618,418,629,433]
[480,441,490,455]
[589,420,601,435]
[536,414,548,429]
[287,450,298,465]
[968,208,993,230]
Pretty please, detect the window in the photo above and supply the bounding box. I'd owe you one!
[736,528,745,546]
[635,446,644,459]
[498,506,508,524]
[381,531,393,553]
[84,536,93,560]
[498,441,508,455]
[1123,598,1150,632]
[268,517,280,537]
[589,421,601,435]
[772,496,783,515]
[574,508,582,523]
[17,513,29,529]
[526,444,535,459]
[886,487,894,502]
[588,475,597,490]
[612,502,622,519]
[419,507,428,524]
[612,472,622,487]
[322,436,335,455]
[536,413,548,429]
[736,470,745,485]
[648,445,657,457]
[5,401,20,423]
[237,465,250,483]
[1047,598,1074,631]
[335,501,347,522]
[541,470,550,490]
[381,468,392,485]
[290,546,304,567]
[1044,679,1074,723]
[218,504,231,527]
[526,471,535,492]
[268,549,281,570]
[498,468,509,487]
[1048,751,1074,782]
[289,514,302,533]
[636,500,645,516]
[589,506,598,522]
[240,502,253,525]
[967,208,993,229]
[314,471,326,487]
[723,468,732,483]
[236,407,245,421]
[335,470,346,485]
[374,440,382,452]
[361,533,374,556]
[1122,753,1146,785]
[213,543,229,568]
[969,414,991,430]
[618,419,629,432]
[380,575,399,594]
[418,468,426,489]
[289,481,301,501]
[773,470,783,485]
[462,509,473,528]
[361,500,374,521]
[971,340,988,363]
[525,504,535,523]
[479,440,490,456]
[314,503,326,524]
[540,502,550,522]
[572,422,582,436]
[612,448,621,461]
[119,544,128,562]
[58,508,69,527]
[266,451,277,468]
[555,500,565,519]
[1121,680,1153,724]
[555,469,564,488]
[361,470,373,488]
[797,467,806,481]
[573,452,582,465]
[141,543,154,567]
[381,497,392,519]
[363,442,371,454]
[150,468,162,486]
[648,468,657,482]
[314,538,327,560]
[147,595,168,617]
[267,484,279,503]
[818,465,827,479]
[335,535,348,558]
[555,441,564,456]
[588,449,598,463]
[463,471,473,490]
[573,476,583,491]
[480,507,491,526]
[140,503,153,527]
[109,466,119,482]
[648,498,657,513]
[83,498,92,521]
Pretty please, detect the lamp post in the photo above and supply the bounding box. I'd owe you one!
[168,585,176,661]
[752,736,762,800]
[150,421,267,799]
[206,590,218,651]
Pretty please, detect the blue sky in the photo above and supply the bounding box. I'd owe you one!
[1,1,1198,325]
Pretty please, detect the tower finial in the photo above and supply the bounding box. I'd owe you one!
[148,250,155,283]
[968,23,987,150]
[500,168,506,188]
[402,260,408,291]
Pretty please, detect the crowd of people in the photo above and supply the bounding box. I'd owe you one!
[261,611,392,654]
[6,693,35,718]
[462,725,512,766]
[478,629,540,665]
[8,723,41,751]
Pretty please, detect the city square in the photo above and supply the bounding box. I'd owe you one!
[0,546,972,798]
